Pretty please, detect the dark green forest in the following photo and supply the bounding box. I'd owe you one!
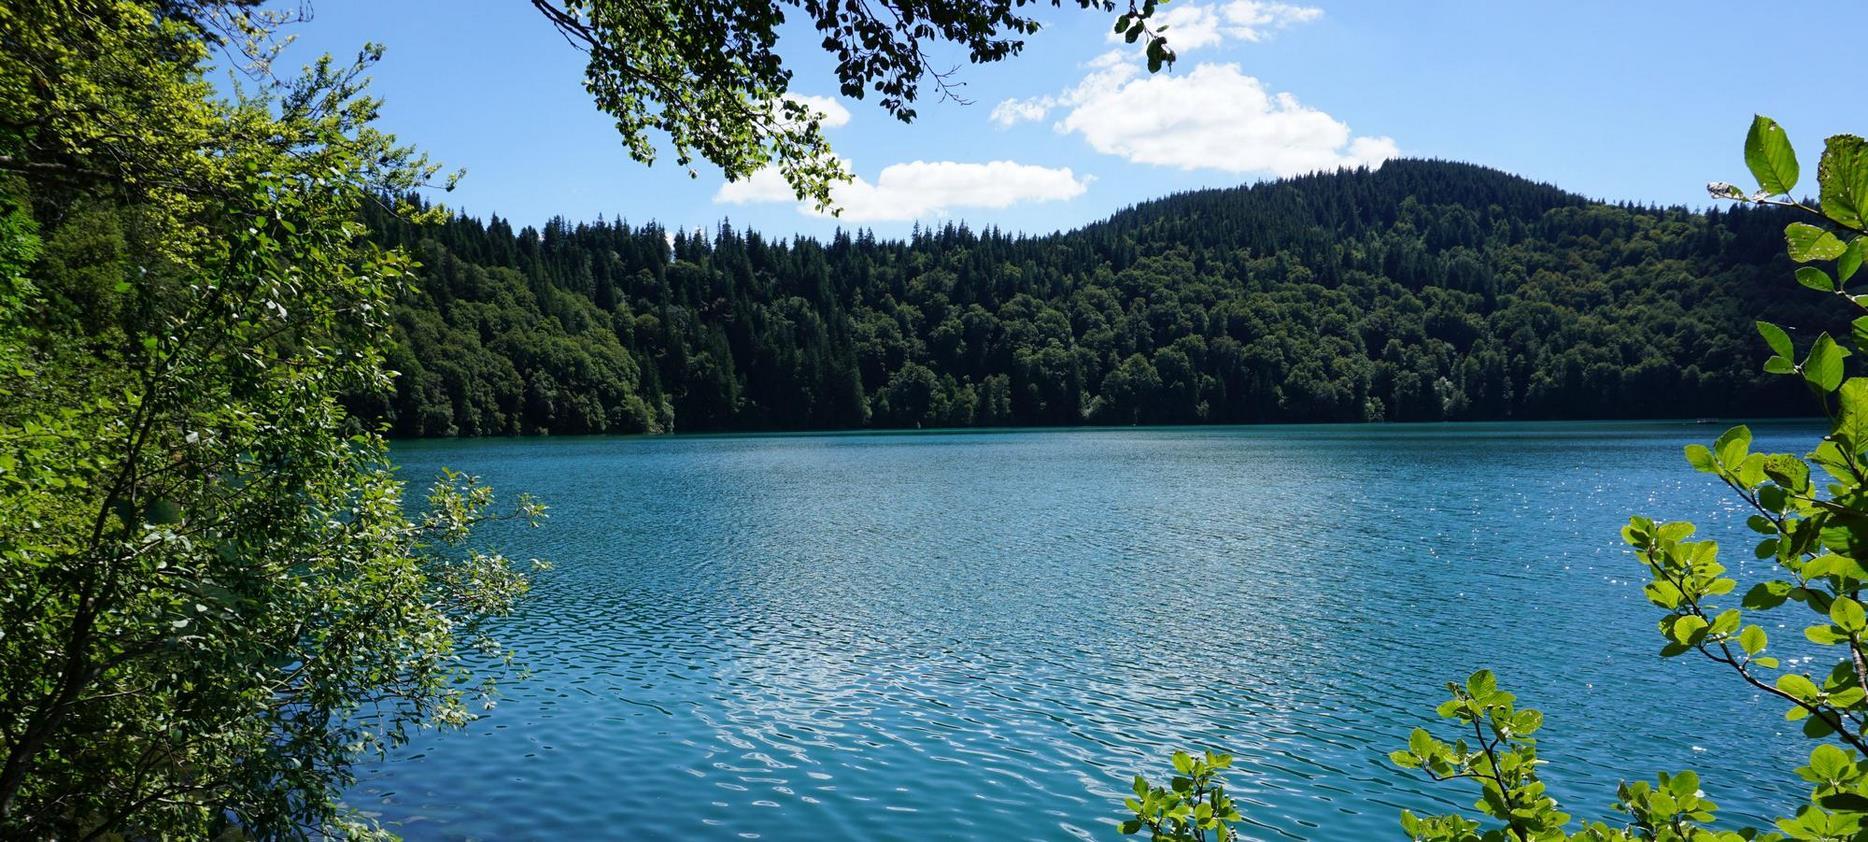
[351,159,1827,436]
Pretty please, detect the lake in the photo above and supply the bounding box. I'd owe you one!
[349,421,1816,840]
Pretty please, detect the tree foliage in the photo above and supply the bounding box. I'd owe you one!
[1121,751,1245,841]
[0,2,542,837]
[356,161,1826,437]
[527,0,1176,209]
[1381,120,1868,840]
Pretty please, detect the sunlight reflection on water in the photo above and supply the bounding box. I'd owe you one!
[349,421,1816,840]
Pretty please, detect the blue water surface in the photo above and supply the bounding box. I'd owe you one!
[350,421,1819,840]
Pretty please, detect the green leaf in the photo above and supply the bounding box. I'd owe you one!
[1819,134,1868,230]
[1806,333,1849,393]
[1765,355,1796,374]
[1740,624,1768,655]
[1842,239,1866,283]
[1408,727,1432,756]
[1832,596,1867,633]
[1710,608,1742,635]
[1813,744,1855,778]
[1763,454,1810,491]
[1645,580,1683,609]
[1758,320,1794,357]
[1779,673,1821,700]
[1740,454,1771,490]
[1789,222,1849,262]
[1715,425,1752,466]
[1670,614,1709,644]
[1808,553,1868,581]
[1799,266,1837,292]
[1839,378,1868,449]
[1746,115,1800,196]
[1683,444,1716,472]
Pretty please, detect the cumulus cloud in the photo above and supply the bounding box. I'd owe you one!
[990,4,1393,179]
[1056,62,1395,176]
[1212,0,1323,42]
[991,50,1139,128]
[780,93,851,129]
[714,167,798,205]
[995,0,1329,132]
[988,98,1053,127]
[1103,1,1321,53]
[715,159,1092,222]
[1141,5,1227,51]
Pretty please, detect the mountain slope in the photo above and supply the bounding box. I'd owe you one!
[352,160,1824,436]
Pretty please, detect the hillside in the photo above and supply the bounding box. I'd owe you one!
[351,160,1827,436]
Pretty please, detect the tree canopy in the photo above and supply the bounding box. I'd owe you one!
[0,2,540,837]
[526,0,1176,209]
[354,160,1828,437]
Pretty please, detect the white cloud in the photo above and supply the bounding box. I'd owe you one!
[1217,1,1323,42]
[991,49,1140,127]
[715,159,1092,222]
[1056,62,1395,176]
[989,98,1053,127]
[1345,136,1402,166]
[1132,5,1226,51]
[994,1,1323,129]
[714,167,798,205]
[992,7,1392,180]
[1104,1,1321,52]
[781,93,851,129]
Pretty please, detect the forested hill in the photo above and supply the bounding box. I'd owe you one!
[350,159,1828,437]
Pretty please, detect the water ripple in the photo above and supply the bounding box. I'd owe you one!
[348,422,1818,840]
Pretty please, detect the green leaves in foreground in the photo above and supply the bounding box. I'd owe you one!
[1381,117,1868,842]
[0,5,545,838]
[1806,333,1850,392]
[1389,671,1571,842]
[1120,751,1243,841]
[1747,114,1800,197]
[1819,135,1868,231]
[1388,671,1777,841]
[1788,222,1849,263]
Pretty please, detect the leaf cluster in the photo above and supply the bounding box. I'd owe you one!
[1387,117,1868,841]
[0,2,541,837]
[527,0,1172,210]
[1120,750,1245,842]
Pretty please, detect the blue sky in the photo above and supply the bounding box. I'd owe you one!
[282,1,1863,238]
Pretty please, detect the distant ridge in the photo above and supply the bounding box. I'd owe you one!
[1090,159,1586,238]
[357,160,1825,437]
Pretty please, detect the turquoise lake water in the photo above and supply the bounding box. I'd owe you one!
[351,422,1818,840]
